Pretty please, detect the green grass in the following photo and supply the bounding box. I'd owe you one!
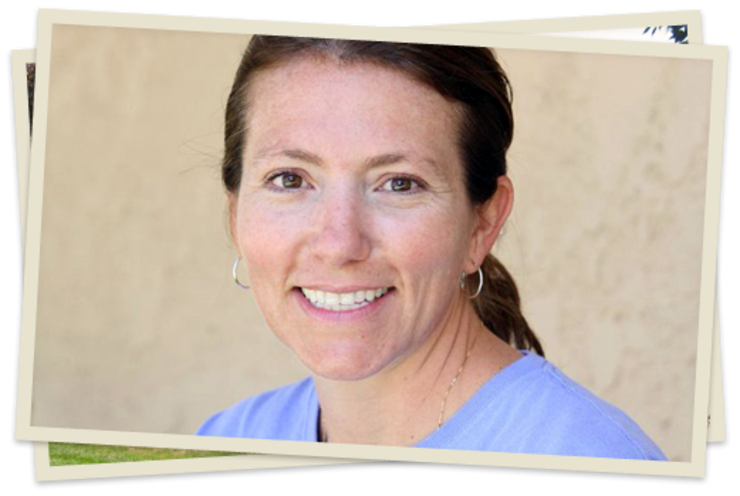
[49,442,247,466]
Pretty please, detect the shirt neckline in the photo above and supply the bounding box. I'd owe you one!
[415,350,544,448]
[306,350,545,446]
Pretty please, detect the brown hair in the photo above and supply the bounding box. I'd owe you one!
[222,36,544,356]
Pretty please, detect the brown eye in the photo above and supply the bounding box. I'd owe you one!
[269,172,304,189]
[390,178,412,192]
[281,173,303,188]
[381,176,422,193]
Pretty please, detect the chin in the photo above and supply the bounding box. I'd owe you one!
[294,341,390,382]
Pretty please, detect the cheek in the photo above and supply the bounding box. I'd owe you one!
[378,208,470,284]
[236,203,301,283]
[235,206,303,345]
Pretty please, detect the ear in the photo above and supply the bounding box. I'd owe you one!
[227,192,240,248]
[466,175,514,272]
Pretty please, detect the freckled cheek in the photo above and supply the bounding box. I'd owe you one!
[237,207,305,286]
[378,212,467,290]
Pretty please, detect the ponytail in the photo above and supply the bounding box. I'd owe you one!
[470,254,544,356]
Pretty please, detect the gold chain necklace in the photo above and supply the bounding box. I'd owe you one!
[438,330,480,429]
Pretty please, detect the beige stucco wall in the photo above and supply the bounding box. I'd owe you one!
[32,25,711,462]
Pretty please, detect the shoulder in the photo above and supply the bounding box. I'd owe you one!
[496,353,667,460]
[196,377,318,441]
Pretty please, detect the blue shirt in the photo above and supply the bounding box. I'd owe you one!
[197,351,667,460]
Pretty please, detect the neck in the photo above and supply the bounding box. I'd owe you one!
[313,303,521,446]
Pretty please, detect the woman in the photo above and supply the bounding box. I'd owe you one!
[197,35,666,460]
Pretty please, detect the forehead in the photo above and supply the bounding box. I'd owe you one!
[243,57,463,167]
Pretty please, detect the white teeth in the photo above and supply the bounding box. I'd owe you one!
[300,287,390,312]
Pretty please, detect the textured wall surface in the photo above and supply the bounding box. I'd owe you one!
[32,26,712,462]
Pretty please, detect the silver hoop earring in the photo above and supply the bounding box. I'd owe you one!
[232,257,250,290]
[459,267,484,300]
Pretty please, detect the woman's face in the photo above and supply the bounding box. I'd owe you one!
[232,57,493,381]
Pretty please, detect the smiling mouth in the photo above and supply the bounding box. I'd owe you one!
[299,287,392,312]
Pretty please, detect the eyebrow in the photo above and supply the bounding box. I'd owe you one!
[257,148,445,176]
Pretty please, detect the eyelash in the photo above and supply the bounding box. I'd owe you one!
[264,170,426,195]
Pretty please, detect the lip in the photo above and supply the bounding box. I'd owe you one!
[293,287,395,322]
[296,285,391,293]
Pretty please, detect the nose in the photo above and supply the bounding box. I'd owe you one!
[308,184,372,267]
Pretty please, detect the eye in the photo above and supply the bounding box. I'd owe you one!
[379,176,424,194]
[267,171,306,190]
